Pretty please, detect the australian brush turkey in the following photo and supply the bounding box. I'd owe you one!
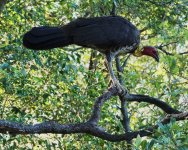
[23,16,159,94]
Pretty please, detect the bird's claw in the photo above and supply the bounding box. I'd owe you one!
[112,80,128,96]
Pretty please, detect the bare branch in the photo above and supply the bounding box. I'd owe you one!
[115,57,123,83]
[155,42,188,55]
[157,47,174,55]
[141,33,157,40]
[0,75,184,142]
[122,54,131,69]
[158,48,188,56]
[0,112,187,142]
[115,56,132,148]
[179,51,188,55]
[89,51,97,70]
[157,42,177,48]
[140,27,149,33]
[110,0,117,16]
[88,87,118,124]
[115,57,131,132]
[120,97,131,132]
[125,94,181,114]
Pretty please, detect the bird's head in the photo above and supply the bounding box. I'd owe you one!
[133,46,159,62]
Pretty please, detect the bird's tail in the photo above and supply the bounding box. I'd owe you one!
[23,26,72,50]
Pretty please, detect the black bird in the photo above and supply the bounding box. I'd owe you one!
[23,16,159,94]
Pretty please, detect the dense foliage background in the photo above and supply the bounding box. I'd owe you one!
[0,0,187,149]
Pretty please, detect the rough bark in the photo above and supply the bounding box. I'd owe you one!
[0,87,187,142]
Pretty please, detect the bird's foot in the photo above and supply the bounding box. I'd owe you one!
[111,80,128,96]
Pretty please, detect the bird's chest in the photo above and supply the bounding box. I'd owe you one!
[117,44,138,56]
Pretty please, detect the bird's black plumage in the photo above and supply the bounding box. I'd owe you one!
[23,16,140,55]
[23,16,142,94]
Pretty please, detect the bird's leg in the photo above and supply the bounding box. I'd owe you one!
[105,53,126,95]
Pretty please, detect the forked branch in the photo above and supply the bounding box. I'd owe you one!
[0,86,187,142]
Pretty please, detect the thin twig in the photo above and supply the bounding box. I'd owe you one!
[157,42,177,48]
[155,42,188,55]
[110,0,117,16]
[140,27,148,33]
[122,54,131,69]
[179,51,188,55]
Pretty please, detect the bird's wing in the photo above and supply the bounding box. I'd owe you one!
[68,17,139,50]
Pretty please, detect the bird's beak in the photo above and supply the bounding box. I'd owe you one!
[153,53,159,62]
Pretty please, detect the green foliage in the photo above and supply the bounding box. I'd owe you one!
[134,119,188,150]
[0,0,187,149]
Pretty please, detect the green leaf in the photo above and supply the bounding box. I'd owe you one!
[146,139,155,150]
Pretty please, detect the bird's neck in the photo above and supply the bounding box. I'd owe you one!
[133,46,143,57]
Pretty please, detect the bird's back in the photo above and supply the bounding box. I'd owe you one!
[66,16,140,54]
[23,16,140,54]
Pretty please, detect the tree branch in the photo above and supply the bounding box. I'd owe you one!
[179,51,188,55]
[155,42,188,56]
[0,79,185,142]
[115,57,131,133]
[115,56,132,148]
[88,87,118,124]
[0,112,187,142]
[110,0,117,16]
[89,51,97,70]
[140,27,148,33]
[125,94,181,114]
[122,54,131,69]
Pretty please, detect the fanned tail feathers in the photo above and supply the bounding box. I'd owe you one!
[23,26,71,50]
